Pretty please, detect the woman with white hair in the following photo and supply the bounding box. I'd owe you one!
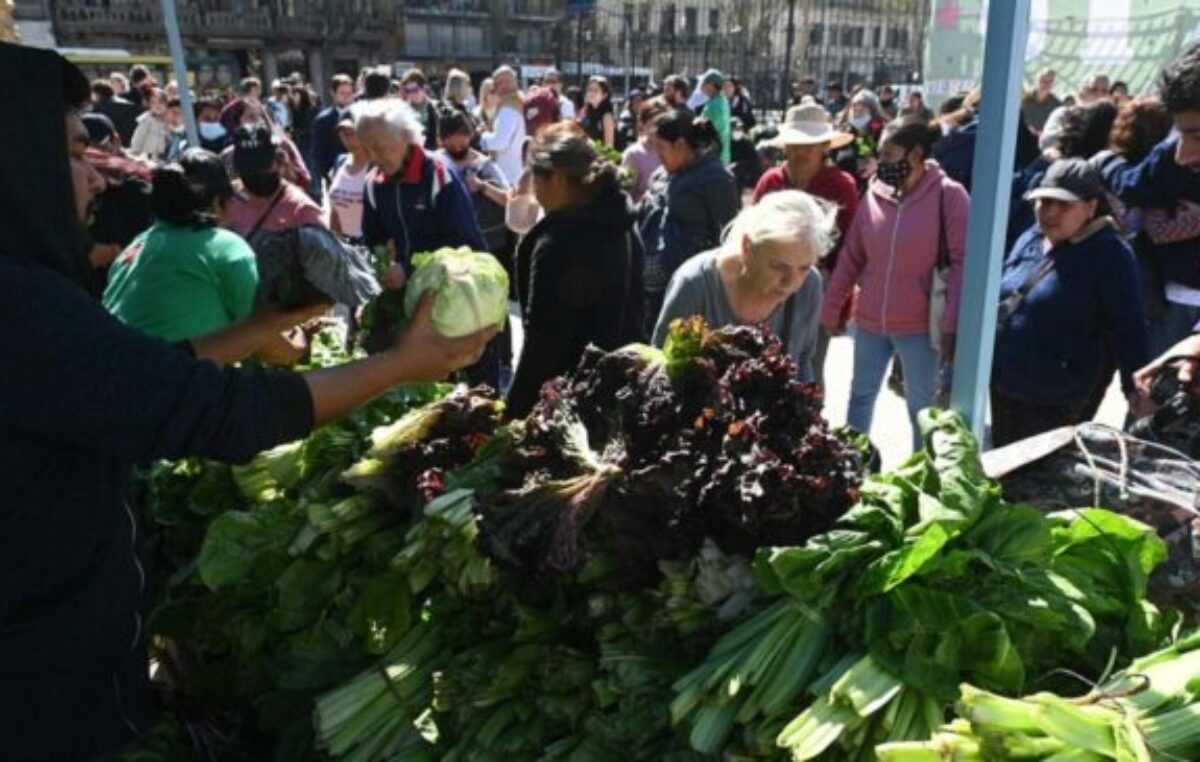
[443,67,477,130]
[652,189,836,382]
[835,88,886,190]
[356,99,487,284]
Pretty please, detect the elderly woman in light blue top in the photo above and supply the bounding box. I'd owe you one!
[651,189,835,381]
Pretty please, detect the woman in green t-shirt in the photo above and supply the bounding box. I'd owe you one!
[103,149,297,359]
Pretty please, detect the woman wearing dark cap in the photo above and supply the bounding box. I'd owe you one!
[991,158,1150,445]
[0,45,494,761]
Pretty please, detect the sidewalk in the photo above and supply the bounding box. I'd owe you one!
[820,335,1127,470]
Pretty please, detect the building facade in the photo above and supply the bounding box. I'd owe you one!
[24,0,924,104]
[577,0,928,107]
[28,0,561,94]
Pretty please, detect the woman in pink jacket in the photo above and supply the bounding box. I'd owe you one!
[821,117,969,450]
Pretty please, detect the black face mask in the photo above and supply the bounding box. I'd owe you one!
[241,170,282,198]
[877,152,913,189]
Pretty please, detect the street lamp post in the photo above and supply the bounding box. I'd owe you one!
[781,0,797,110]
[576,12,584,86]
[161,0,198,148]
[623,6,632,95]
[565,5,635,93]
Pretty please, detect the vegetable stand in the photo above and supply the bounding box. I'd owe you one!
[130,318,1200,761]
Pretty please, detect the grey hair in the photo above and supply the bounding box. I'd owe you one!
[353,98,424,146]
[723,189,839,262]
[445,68,472,104]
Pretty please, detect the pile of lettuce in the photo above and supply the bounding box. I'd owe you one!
[137,318,1181,762]
[473,317,865,583]
[671,409,1175,759]
[403,247,509,338]
[142,383,502,760]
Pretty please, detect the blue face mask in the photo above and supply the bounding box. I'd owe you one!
[199,122,226,141]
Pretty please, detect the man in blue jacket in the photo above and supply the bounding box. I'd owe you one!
[1097,44,1200,353]
[310,74,356,196]
[356,99,487,287]
[1100,43,1200,208]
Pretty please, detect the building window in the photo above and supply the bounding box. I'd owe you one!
[841,25,863,47]
[809,23,823,46]
[888,27,909,50]
[873,26,881,47]
[406,20,429,54]
[684,7,697,36]
[660,4,674,36]
[708,8,719,32]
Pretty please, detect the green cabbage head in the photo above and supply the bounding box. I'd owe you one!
[403,247,510,338]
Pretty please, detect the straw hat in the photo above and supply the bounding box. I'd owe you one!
[771,102,854,149]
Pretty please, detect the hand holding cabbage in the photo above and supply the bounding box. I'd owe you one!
[391,292,498,381]
[402,247,509,339]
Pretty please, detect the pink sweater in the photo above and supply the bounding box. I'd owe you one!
[821,162,969,336]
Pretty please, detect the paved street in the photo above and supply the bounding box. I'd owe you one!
[820,335,1127,470]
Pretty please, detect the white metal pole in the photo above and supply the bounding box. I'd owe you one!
[949,0,1032,439]
[161,0,199,148]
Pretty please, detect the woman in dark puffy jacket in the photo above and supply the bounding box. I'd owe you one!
[991,158,1149,445]
[508,122,644,416]
[637,108,739,331]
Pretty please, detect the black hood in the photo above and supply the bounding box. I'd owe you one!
[0,43,91,288]
[542,182,636,232]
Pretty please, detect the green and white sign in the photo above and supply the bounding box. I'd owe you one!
[924,0,1200,100]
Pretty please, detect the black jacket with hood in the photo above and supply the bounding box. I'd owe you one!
[508,183,645,416]
[0,44,314,761]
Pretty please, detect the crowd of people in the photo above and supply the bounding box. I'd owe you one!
[10,32,1200,760]
[59,51,1200,454]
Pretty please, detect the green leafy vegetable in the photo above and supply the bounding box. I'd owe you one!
[403,247,509,338]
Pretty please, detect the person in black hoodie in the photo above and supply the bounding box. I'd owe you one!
[507,122,645,416]
[89,79,140,147]
[0,43,496,762]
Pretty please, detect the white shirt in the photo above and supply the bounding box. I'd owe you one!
[558,94,576,120]
[267,98,291,131]
[1039,105,1070,151]
[1166,282,1200,307]
[327,156,370,240]
[480,103,528,186]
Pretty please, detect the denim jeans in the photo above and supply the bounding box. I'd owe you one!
[812,328,831,389]
[846,327,940,452]
[1147,301,1200,359]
